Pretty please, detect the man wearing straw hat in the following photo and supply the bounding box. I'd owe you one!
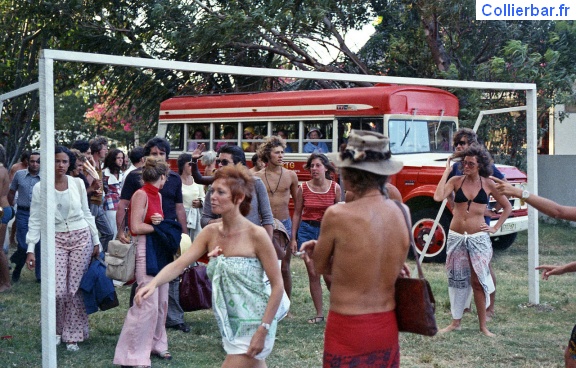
[301,130,409,367]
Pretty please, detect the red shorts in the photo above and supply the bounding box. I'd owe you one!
[323,310,400,367]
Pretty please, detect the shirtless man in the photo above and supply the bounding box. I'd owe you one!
[255,136,300,301]
[9,151,28,182]
[301,130,409,366]
[0,146,12,291]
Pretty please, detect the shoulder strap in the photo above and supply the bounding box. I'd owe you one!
[393,200,425,279]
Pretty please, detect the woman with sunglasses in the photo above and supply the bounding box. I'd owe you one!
[433,143,511,337]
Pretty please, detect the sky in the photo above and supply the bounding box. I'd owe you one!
[314,23,376,63]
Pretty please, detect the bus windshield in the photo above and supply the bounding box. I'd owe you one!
[388,119,456,154]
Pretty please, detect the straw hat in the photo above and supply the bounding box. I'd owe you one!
[328,130,403,176]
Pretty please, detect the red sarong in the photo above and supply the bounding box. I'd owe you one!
[323,310,400,368]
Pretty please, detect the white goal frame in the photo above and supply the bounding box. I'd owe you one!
[36,49,538,367]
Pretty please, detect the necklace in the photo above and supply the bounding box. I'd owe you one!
[264,167,283,196]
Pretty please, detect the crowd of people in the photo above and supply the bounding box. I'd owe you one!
[2,126,576,368]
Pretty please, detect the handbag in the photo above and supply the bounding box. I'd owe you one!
[105,206,136,282]
[179,263,213,312]
[393,200,438,336]
[105,239,136,282]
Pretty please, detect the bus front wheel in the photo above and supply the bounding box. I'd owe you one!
[410,208,452,263]
[491,233,517,251]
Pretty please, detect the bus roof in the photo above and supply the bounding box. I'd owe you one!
[159,85,459,121]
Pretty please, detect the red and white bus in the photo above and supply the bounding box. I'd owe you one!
[158,84,528,262]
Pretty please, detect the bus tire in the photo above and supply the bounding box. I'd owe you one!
[491,233,517,251]
[410,207,452,263]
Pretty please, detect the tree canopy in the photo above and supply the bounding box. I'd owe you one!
[1,0,575,169]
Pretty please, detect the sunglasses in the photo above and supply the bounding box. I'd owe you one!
[461,160,477,168]
[455,140,468,147]
[216,159,232,166]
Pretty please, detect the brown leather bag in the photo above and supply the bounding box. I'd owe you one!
[393,201,438,336]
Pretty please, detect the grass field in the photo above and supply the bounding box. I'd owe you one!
[1,221,576,367]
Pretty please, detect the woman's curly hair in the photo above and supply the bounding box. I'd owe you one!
[454,143,493,178]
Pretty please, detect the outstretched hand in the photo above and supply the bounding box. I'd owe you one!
[536,265,564,280]
[490,176,521,198]
[191,143,206,160]
[300,240,317,257]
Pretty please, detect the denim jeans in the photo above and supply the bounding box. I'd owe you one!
[89,203,113,252]
[296,220,321,250]
[15,210,41,280]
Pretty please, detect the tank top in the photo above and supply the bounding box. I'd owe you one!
[141,183,163,224]
[301,180,337,222]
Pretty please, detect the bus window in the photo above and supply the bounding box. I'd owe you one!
[432,122,456,153]
[241,123,266,153]
[337,117,384,148]
[273,122,298,153]
[388,120,430,154]
[187,124,209,151]
[303,122,332,153]
[388,119,456,154]
[165,123,184,152]
[215,124,237,152]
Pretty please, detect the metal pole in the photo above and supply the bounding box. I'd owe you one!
[526,89,539,304]
[39,51,57,368]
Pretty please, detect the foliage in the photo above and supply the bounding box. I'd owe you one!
[2,0,576,170]
[0,0,383,165]
[361,0,576,168]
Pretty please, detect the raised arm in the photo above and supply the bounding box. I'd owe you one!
[134,227,211,304]
[434,159,457,202]
[491,176,576,222]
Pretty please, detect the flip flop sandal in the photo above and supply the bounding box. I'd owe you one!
[308,316,325,324]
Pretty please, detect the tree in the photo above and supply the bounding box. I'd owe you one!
[360,0,576,169]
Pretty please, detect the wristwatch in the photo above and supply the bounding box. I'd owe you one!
[260,322,270,331]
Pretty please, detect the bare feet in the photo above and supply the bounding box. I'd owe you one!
[439,322,461,333]
[0,284,10,293]
[480,327,496,337]
[486,310,495,322]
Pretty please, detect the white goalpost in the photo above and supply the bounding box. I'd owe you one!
[34,49,538,367]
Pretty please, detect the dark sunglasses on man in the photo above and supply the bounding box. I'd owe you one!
[216,159,232,166]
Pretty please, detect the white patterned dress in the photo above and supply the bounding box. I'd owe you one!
[207,255,279,359]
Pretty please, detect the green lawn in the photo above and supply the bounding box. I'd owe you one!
[1,222,576,367]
